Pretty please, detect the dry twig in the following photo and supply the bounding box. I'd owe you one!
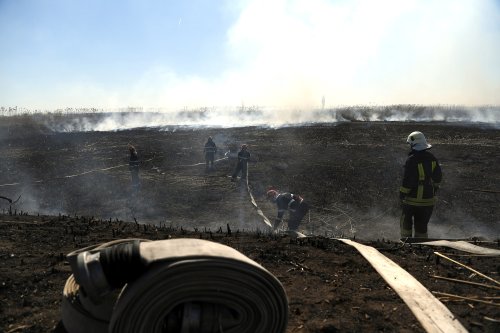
[434,252,500,286]
[433,292,500,306]
[431,275,500,291]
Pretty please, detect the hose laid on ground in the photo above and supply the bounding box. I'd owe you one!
[173,156,228,168]
[413,240,500,256]
[0,157,156,188]
[243,168,273,228]
[340,239,468,333]
[62,238,288,333]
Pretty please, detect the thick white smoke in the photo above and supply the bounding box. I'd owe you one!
[28,105,500,132]
[1,0,499,109]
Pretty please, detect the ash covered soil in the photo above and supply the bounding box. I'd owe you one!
[0,116,499,332]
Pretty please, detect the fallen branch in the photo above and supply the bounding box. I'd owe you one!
[431,275,500,291]
[434,252,500,286]
[432,292,500,306]
[0,195,20,204]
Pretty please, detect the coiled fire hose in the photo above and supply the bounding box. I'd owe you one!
[62,238,288,333]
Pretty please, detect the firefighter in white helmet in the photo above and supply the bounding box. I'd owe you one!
[399,131,442,238]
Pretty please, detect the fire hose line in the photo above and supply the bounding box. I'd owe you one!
[0,154,227,188]
[243,168,273,229]
[62,238,288,333]
[173,156,228,168]
[340,239,468,333]
[413,240,500,256]
[0,157,157,188]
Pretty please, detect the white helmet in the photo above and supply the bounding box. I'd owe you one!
[406,131,432,151]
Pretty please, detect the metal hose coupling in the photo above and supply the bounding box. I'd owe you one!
[68,239,146,303]
[62,238,289,333]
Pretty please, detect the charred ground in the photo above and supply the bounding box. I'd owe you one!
[0,115,499,332]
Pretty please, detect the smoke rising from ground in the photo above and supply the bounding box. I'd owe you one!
[1,0,499,109]
[1,111,498,240]
[4,105,496,132]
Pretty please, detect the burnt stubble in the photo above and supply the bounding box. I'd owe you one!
[0,115,499,332]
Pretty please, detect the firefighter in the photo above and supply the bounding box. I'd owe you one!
[231,144,250,182]
[399,131,442,238]
[128,144,140,190]
[267,189,309,231]
[203,136,217,171]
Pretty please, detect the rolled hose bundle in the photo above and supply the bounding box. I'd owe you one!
[62,238,288,333]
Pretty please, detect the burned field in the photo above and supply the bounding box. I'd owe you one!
[0,115,499,332]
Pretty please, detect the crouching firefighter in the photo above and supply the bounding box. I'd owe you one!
[399,131,442,239]
[267,189,309,231]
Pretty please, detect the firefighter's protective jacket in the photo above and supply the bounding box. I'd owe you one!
[276,193,304,219]
[129,150,139,171]
[204,140,217,155]
[237,150,250,164]
[400,150,442,206]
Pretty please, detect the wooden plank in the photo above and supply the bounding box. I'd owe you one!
[339,239,467,333]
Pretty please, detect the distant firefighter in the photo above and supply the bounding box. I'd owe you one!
[231,144,250,182]
[203,136,217,171]
[128,144,140,190]
[399,131,442,238]
[267,189,309,231]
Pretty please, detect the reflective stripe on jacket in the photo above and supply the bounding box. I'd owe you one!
[400,150,442,206]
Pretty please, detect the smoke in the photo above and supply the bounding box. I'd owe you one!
[306,206,500,241]
[225,0,500,107]
[27,105,500,132]
[1,0,499,109]
[432,208,500,240]
[119,0,500,108]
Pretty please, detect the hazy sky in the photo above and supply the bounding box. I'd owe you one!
[1,0,499,110]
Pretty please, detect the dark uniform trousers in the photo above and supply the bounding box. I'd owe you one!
[288,202,309,231]
[400,204,434,238]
